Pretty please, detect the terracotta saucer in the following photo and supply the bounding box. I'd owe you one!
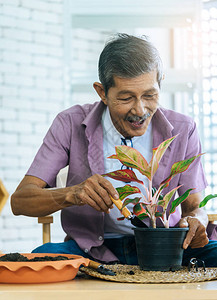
[0,253,89,284]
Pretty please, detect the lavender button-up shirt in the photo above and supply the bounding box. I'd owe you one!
[27,101,207,262]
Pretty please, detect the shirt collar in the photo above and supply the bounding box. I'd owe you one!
[82,101,105,138]
[152,107,174,148]
[102,106,124,146]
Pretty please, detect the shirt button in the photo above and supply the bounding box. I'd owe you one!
[84,249,89,253]
[98,236,103,241]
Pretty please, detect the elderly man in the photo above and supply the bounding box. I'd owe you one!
[11,33,216,266]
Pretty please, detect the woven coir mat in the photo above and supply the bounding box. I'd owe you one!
[80,264,217,283]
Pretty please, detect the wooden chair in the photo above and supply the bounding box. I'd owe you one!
[0,179,9,253]
[37,167,68,244]
[38,215,53,244]
[207,214,217,224]
[0,179,9,215]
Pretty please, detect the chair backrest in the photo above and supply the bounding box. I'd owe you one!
[38,166,69,244]
[56,166,68,188]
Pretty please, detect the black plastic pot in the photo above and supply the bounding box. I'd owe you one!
[133,227,188,271]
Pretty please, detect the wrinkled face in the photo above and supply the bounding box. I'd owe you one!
[102,71,160,138]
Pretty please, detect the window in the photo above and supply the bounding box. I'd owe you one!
[202,1,217,211]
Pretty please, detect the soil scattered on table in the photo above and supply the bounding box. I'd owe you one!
[0,253,70,262]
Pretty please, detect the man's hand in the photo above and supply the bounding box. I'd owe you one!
[179,191,209,250]
[179,216,209,249]
[11,174,119,217]
[66,174,119,213]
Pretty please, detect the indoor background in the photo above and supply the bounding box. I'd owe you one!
[0,0,216,253]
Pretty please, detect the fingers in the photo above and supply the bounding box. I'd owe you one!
[184,230,208,249]
[98,176,119,200]
[85,175,119,211]
[77,189,104,212]
[179,218,191,249]
[80,184,112,212]
[181,216,208,249]
[67,174,119,213]
[182,217,196,249]
[179,217,189,228]
[189,236,209,248]
[188,225,209,248]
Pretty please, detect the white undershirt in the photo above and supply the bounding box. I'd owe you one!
[102,107,152,237]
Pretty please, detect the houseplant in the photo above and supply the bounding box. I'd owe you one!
[104,135,202,271]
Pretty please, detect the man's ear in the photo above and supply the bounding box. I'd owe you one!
[93,82,108,105]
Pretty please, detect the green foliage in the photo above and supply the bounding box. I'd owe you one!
[199,194,217,208]
[152,187,163,200]
[160,154,202,189]
[102,169,143,184]
[162,186,182,211]
[104,135,202,228]
[145,136,177,179]
[133,203,149,220]
[116,185,141,201]
[108,146,149,177]
[122,197,141,208]
[155,211,164,218]
[169,189,194,214]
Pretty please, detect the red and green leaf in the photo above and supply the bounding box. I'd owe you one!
[146,136,177,179]
[108,145,149,176]
[160,154,202,188]
[133,203,149,220]
[116,185,141,201]
[161,185,182,211]
[107,154,118,159]
[122,197,141,208]
[169,188,194,214]
[199,194,217,208]
[171,154,202,175]
[159,177,172,190]
[103,169,143,184]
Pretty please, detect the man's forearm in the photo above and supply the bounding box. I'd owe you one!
[11,173,117,218]
[11,184,74,217]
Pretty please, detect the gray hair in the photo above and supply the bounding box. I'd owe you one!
[98,33,163,95]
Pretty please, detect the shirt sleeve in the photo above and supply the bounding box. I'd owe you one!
[26,113,71,187]
[178,121,208,195]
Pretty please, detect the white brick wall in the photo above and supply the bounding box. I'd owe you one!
[0,0,66,253]
[1,1,174,255]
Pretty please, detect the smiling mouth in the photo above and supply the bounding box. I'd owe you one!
[128,119,145,128]
[126,113,151,128]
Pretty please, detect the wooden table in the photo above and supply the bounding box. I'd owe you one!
[1,275,217,300]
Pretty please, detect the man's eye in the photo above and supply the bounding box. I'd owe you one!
[143,94,158,99]
[118,97,132,101]
[144,94,154,98]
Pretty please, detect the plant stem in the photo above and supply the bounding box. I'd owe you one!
[148,180,152,204]
[140,192,148,204]
[164,220,169,228]
[151,216,156,228]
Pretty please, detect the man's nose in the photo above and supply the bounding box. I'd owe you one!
[131,99,145,116]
